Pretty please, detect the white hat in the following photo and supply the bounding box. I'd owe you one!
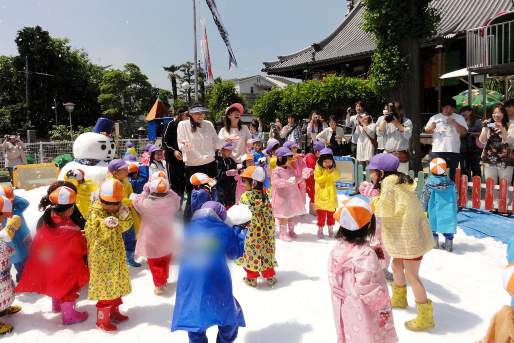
[333,198,375,231]
[99,179,124,202]
[190,172,213,186]
[49,186,77,205]
[0,195,13,216]
[150,171,167,180]
[72,169,85,181]
[149,177,169,194]
[240,166,265,182]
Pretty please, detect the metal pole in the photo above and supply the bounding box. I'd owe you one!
[25,56,31,127]
[69,112,73,140]
[437,47,442,113]
[193,0,199,101]
[54,99,58,125]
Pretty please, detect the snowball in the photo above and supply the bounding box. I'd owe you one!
[225,204,252,227]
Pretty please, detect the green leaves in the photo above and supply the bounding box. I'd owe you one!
[207,80,246,121]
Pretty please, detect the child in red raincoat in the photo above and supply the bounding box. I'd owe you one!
[15,181,89,326]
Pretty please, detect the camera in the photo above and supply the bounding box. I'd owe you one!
[385,102,399,123]
[347,109,355,115]
[487,119,496,128]
[302,119,309,123]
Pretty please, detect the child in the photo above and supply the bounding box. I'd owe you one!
[148,145,167,176]
[0,196,22,334]
[215,143,238,209]
[328,197,397,343]
[128,162,149,195]
[141,143,153,166]
[314,148,339,238]
[236,166,278,287]
[15,184,89,325]
[65,169,99,217]
[107,159,141,267]
[0,185,31,282]
[284,141,311,206]
[420,158,458,252]
[85,178,133,332]
[150,170,167,181]
[271,147,306,241]
[234,154,255,203]
[133,178,180,295]
[305,141,325,215]
[367,153,435,331]
[171,201,248,343]
[124,141,137,158]
[190,172,218,214]
[265,140,280,175]
[249,138,270,190]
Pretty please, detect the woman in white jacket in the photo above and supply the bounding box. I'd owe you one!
[177,101,239,220]
[316,116,345,155]
[218,103,252,163]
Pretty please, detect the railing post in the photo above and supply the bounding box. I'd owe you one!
[416,171,425,200]
[39,141,44,164]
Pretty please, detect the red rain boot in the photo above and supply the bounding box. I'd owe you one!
[96,307,117,332]
[110,305,129,323]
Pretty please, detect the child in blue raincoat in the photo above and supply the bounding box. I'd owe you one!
[420,158,458,252]
[0,186,31,282]
[127,163,149,195]
[171,201,250,343]
[249,138,270,190]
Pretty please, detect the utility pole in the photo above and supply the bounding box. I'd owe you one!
[25,56,31,128]
[193,0,199,101]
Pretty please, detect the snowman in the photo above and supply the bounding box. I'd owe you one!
[58,118,117,183]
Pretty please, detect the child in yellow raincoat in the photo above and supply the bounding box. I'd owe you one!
[314,148,339,239]
[107,159,141,267]
[64,169,98,217]
[85,178,133,332]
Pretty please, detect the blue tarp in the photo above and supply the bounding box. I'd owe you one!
[457,208,514,244]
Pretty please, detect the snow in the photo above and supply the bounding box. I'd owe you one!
[5,188,509,342]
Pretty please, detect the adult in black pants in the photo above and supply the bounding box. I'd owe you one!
[162,106,189,208]
[177,101,239,221]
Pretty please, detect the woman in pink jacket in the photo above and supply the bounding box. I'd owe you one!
[328,197,397,343]
[271,147,307,242]
[133,177,180,295]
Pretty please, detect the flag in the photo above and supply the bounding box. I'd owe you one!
[200,17,214,83]
[205,0,238,71]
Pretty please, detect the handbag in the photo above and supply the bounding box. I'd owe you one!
[389,150,410,163]
[363,128,378,150]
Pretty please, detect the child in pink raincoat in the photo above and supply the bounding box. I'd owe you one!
[283,141,312,206]
[271,147,307,242]
[133,177,180,295]
[233,154,255,203]
[328,197,397,343]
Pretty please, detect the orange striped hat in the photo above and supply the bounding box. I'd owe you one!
[149,177,169,194]
[430,158,447,175]
[503,262,514,297]
[0,195,13,217]
[128,163,139,174]
[240,166,265,182]
[333,197,375,231]
[49,186,76,205]
[99,179,124,202]
[0,185,14,201]
[190,172,213,186]
[72,169,85,181]
[150,171,167,181]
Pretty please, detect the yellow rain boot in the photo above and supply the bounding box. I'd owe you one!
[0,322,13,335]
[404,299,435,331]
[390,284,408,308]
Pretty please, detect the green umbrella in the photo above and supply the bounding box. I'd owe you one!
[453,89,505,114]
[52,154,74,170]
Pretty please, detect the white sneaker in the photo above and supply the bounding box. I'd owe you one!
[154,284,168,295]
[317,227,324,239]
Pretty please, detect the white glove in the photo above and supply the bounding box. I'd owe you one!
[288,176,296,185]
[258,157,267,166]
[129,193,137,200]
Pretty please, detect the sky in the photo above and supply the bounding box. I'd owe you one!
[0,0,347,90]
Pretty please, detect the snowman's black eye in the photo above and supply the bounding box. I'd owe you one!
[101,145,106,150]
[111,143,115,149]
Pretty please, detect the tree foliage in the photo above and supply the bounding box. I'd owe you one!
[49,125,93,141]
[361,0,441,92]
[207,80,246,121]
[252,76,383,125]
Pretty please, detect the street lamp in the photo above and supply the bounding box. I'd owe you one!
[52,99,58,125]
[64,102,75,140]
[182,82,191,103]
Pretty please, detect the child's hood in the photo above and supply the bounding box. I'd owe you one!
[136,191,179,216]
[425,174,455,191]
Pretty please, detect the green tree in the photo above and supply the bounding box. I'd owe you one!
[49,125,93,141]
[98,63,153,136]
[179,62,194,102]
[208,80,246,121]
[362,0,441,172]
[163,64,180,100]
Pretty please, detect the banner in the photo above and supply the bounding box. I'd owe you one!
[199,18,214,83]
[205,0,238,71]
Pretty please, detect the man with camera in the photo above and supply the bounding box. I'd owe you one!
[345,101,366,158]
[280,114,302,148]
[376,101,413,174]
[2,134,26,185]
[425,98,468,181]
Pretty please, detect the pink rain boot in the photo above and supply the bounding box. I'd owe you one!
[52,297,61,313]
[287,222,298,239]
[61,301,89,325]
[279,224,291,242]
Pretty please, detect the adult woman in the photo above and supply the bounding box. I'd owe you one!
[316,115,345,155]
[249,122,263,141]
[177,101,239,220]
[459,106,483,178]
[306,110,328,142]
[218,103,252,163]
[2,134,26,185]
[162,106,189,206]
[479,105,514,213]
[269,118,283,145]
[355,114,376,167]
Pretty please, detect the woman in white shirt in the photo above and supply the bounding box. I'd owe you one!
[307,110,328,142]
[177,101,239,220]
[316,115,345,155]
[218,103,253,163]
[355,114,376,166]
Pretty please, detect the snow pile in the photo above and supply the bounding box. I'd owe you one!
[4,189,509,342]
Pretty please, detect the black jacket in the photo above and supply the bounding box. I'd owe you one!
[215,155,237,207]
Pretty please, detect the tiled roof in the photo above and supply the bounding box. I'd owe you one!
[262,0,513,74]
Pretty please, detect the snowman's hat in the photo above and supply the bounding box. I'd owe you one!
[93,118,115,138]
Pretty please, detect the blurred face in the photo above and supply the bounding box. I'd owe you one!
[460,110,471,120]
[242,178,253,191]
[288,117,295,126]
[253,141,263,152]
[227,109,241,124]
[245,159,255,167]
[369,169,383,185]
[190,112,205,123]
[113,167,129,180]
[442,105,454,116]
[100,201,121,212]
[153,150,163,161]
[355,104,364,114]
[221,148,232,159]
[284,155,292,167]
[492,108,505,122]
[322,158,333,169]
[275,118,281,125]
[330,118,337,129]
[250,125,256,133]
[506,105,514,117]
[180,112,189,121]
[291,146,298,154]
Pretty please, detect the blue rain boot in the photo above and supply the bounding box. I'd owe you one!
[432,234,439,249]
[126,251,141,267]
[442,238,453,252]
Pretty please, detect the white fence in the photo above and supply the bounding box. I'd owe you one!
[0,138,152,170]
